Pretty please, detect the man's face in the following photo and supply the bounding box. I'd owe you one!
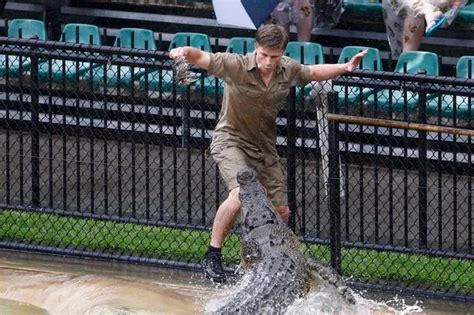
[254,44,284,75]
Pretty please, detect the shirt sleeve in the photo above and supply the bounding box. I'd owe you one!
[283,57,313,86]
[297,64,313,85]
[207,52,243,83]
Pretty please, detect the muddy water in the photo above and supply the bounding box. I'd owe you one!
[0,250,472,314]
[0,250,213,314]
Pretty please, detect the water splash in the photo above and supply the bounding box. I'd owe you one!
[205,273,423,315]
[285,286,424,315]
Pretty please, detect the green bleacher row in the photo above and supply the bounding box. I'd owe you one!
[0,19,473,119]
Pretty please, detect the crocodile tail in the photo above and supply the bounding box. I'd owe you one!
[305,257,357,305]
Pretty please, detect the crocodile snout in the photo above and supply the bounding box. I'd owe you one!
[237,167,256,185]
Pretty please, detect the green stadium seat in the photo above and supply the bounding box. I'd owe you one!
[285,41,325,101]
[456,3,474,24]
[226,37,255,54]
[85,28,156,89]
[8,19,47,40]
[343,0,383,16]
[141,32,212,93]
[0,19,47,77]
[392,51,439,75]
[38,24,102,83]
[456,55,474,78]
[334,46,382,106]
[168,32,212,52]
[61,23,101,44]
[286,41,324,65]
[366,51,439,113]
[427,56,473,119]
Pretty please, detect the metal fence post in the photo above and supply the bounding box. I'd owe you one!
[287,86,296,232]
[327,91,342,273]
[29,37,40,208]
[418,74,428,249]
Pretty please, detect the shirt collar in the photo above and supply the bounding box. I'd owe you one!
[246,51,257,71]
[246,51,285,74]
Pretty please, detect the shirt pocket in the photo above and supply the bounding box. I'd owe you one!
[273,82,290,100]
[236,81,261,99]
[266,82,289,116]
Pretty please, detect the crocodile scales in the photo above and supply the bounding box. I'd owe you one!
[209,167,356,314]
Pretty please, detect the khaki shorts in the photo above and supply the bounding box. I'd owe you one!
[210,145,288,206]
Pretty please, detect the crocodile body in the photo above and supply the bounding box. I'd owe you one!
[211,167,355,314]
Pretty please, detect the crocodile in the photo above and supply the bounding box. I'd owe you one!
[210,167,356,314]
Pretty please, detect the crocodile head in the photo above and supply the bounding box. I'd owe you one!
[237,167,281,235]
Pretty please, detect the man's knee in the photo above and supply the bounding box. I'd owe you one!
[274,205,290,222]
[226,187,241,209]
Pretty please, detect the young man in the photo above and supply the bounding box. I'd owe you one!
[169,24,366,283]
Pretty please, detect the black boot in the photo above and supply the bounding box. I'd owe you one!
[201,251,227,283]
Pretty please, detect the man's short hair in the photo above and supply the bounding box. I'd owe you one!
[255,24,289,50]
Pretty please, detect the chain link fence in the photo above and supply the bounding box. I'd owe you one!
[0,36,472,301]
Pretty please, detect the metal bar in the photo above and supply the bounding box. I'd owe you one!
[103,83,109,216]
[200,73,206,227]
[5,129,9,205]
[359,125,364,243]
[48,62,53,210]
[144,79,150,221]
[187,111,192,226]
[373,98,380,243]
[300,106,306,236]
[325,114,474,137]
[159,100,164,222]
[173,104,178,223]
[89,86,95,215]
[287,87,297,231]
[327,92,342,273]
[4,63,10,204]
[30,45,40,208]
[469,134,472,250]
[62,114,67,211]
[418,85,428,249]
[0,37,170,59]
[76,99,81,213]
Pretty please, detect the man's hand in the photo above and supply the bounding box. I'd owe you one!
[169,46,211,72]
[172,56,198,85]
[169,47,198,85]
[346,49,368,72]
[169,47,189,61]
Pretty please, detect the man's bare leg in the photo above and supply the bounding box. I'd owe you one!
[202,187,241,283]
[210,187,241,248]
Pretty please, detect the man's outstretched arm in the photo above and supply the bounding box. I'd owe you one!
[308,50,368,81]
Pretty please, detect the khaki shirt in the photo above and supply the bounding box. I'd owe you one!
[208,51,313,166]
